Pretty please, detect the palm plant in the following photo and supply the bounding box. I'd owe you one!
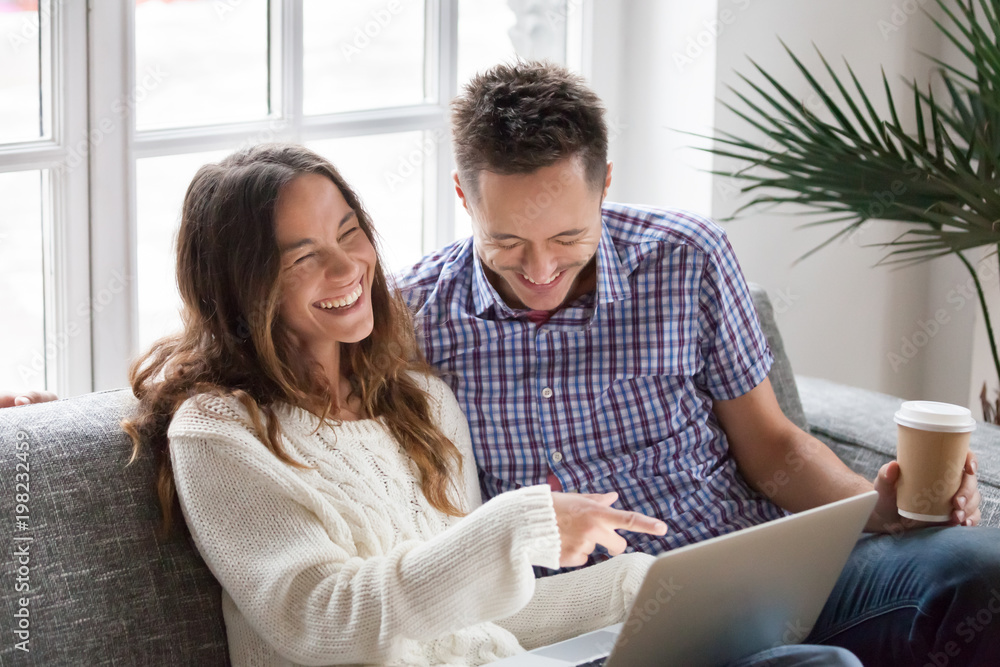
[704,0,1000,421]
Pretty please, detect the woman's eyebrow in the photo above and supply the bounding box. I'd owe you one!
[339,210,357,228]
[280,238,315,255]
[280,211,358,254]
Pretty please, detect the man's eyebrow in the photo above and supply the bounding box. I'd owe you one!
[550,228,587,238]
[490,228,587,241]
[280,211,357,254]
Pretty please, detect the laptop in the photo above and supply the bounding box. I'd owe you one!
[492,490,878,667]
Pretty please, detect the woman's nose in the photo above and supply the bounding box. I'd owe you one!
[322,246,355,283]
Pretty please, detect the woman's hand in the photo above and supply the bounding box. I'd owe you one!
[552,491,667,567]
[0,390,59,408]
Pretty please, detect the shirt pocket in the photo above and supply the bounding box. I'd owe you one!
[589,324,709,461]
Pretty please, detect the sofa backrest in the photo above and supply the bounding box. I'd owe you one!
[747,283,809,430]
[0,390,229,665]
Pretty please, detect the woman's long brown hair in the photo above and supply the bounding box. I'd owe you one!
[122,143,464,539]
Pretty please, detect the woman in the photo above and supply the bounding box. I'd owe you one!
[123,143,860,667]
[0,390,58,407]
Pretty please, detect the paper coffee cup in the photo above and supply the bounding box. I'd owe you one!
[894,401,976,522]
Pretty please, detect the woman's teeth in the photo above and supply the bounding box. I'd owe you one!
[316,284,363,309]
[523,271,562,285]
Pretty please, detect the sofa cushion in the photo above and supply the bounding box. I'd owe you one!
[748,283,809,431]
[0,390,228,665]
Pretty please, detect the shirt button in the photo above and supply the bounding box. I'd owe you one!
[551,451,563,463]
[541,387,554,398]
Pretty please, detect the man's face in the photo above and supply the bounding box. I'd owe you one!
[457,157,611,311]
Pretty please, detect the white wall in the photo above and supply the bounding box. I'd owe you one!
[588,0,990,411]
[591,0,719,215]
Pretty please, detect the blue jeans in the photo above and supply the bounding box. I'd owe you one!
[727,645,862,666]
[805,526,1000,666]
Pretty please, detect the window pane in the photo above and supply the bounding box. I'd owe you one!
[309,132,428,272]
[303,0,427,115]
[457,0,517,87]
[136,150,228,352]
[134,0,269,130]
[0,170,45,392]
[0,0,49,143]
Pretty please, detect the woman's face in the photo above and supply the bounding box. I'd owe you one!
[273,172,377,367]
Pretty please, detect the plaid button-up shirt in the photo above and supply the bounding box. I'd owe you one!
[397,202,787,566]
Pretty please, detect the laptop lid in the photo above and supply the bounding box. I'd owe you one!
[604,490,878,666]
[492,490,877,667]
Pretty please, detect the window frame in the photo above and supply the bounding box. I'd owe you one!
[89,0,460,390]
[1,0,591,395]
[0,0,91,397]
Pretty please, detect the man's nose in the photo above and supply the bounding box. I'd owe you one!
[522,246,559,282]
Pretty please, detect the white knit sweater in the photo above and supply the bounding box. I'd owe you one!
[168,373,653,666]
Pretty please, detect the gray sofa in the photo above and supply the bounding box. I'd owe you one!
[1,285,998,665]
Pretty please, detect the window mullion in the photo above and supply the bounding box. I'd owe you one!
[428,0,458,252]
[38,0,53,139]
[0,144,64,172]
[567,0,594,78]
[281,0,305,142]
[88,0,138,391]
[43,0,92,396]
[134,119,302,159]
[300,105,447,140]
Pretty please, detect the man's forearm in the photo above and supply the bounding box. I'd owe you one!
[745,429,873,514]
[715,378,877,520]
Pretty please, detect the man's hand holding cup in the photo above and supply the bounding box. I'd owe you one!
[870,401,980,533]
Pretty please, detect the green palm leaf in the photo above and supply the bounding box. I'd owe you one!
[702,0,1000,395]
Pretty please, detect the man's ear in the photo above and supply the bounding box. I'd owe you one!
[602,161,613,200]
[453,170,472,215]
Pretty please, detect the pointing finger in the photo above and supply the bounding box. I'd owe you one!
[601,507,667,536]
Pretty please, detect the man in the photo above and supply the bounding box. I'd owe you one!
[397,61,999,664]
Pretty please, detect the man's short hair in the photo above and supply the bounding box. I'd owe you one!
[451,60,608,199]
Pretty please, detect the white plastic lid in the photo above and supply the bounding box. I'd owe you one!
[894,401,976,433]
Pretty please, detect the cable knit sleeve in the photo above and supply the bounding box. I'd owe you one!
[495,552,654,650]
[168,398,560,666]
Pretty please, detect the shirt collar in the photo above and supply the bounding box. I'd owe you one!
[469,222,632,318]
[595,223,631,305]
[470,251,504,317]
